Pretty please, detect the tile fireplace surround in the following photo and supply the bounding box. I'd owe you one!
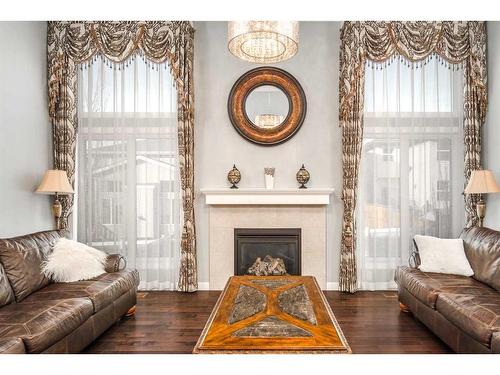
[201,188,334,290]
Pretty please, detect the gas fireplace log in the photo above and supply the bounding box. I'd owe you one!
[247,255,287,276]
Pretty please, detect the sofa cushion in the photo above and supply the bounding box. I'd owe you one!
[395,266,494,309]
[413,235,473,276]
[436,293,500,347]
[0,262,15,307]
[0,337,25,354]
[42,238,107,282]
[24,269,139,313]
[0,297,93,353]
[0,230,66,301]
[461,226,500,292]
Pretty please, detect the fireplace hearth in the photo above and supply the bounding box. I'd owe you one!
[234,228,301,276]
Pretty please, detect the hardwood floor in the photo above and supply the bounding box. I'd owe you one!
[84,290,451,354]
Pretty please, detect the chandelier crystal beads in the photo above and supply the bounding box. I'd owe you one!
[228,21,299,63]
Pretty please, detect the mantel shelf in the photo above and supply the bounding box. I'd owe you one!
[200,188,334,206]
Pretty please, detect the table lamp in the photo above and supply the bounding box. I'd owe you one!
[35,169,74,229]
[464,170,500,227]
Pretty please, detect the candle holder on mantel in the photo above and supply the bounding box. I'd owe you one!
[296,164,310,189]
[264,167,275,189]
[227,164,241,189]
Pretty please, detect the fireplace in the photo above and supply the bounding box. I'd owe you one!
[234,228,301,275]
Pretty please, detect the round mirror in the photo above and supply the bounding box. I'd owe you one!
[244,85,290,129]
[228,67,306,146]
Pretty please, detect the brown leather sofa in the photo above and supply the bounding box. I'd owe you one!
[395,226,500,353]
[0,230,139,354]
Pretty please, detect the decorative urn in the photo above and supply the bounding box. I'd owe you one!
[296,164,310,189]
[227,164,241,189]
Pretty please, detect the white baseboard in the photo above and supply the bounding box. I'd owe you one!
[197,282,210,290]
[198,282,339,291]
[326,282,339,290]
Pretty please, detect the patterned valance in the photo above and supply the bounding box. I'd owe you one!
[47,21,194,119]
[340,21,487,124]
[338,21,487,293]
[47,21,198,292]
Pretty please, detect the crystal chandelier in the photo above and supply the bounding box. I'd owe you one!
[254,114,285,128]
[228,21,299,63]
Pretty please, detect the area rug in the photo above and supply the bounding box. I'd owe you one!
[193,276,351,353]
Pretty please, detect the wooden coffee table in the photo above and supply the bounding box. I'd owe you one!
[193,275,351,353]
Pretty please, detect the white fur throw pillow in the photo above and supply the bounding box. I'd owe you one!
[414,235,474,276]
[42,238,107,282]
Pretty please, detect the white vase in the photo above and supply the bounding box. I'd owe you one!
[265,174,275,189]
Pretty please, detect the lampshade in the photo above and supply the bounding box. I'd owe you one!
[464,170,500,194]
[35,170,74,195]
[228,21,299,63]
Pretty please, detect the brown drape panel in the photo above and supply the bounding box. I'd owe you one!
[47,21,198,292]
[338,21,487,293]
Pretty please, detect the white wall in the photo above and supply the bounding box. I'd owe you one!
[0,22,53,237]
[484,21,500,230]
[194,22,342,285]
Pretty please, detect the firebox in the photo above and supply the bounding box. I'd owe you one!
[234,228,301,275]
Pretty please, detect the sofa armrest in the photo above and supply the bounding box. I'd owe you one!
[408,250,420,269]
[0,337,25,354]
[492,332,500,353]
[408,239,421,269]
[104,254,127,273]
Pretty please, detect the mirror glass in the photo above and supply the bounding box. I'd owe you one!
[245,85,289,129]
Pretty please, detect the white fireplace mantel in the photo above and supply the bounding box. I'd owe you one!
[201,188,334,206]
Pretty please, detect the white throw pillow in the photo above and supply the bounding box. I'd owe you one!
[42,238,107,282]
[414,235,474,276]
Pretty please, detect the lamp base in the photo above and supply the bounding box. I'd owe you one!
[52,196,63,230]
[476,197,486,227]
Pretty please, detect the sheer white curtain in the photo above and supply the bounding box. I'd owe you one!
[358,55,465,290]
[77,56,181,290]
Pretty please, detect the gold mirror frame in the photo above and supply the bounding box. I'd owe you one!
[228,67,307,146]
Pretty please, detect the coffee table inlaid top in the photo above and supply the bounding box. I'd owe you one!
[193,275,351,353]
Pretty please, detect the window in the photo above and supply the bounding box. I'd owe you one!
[77,57,181,290]
[358,56,465,290]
